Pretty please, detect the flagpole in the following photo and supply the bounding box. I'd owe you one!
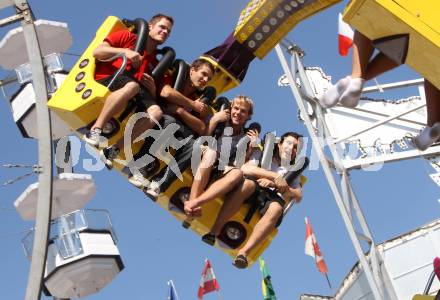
[170,280,181,300]
[324,273,332,289]
[209,256,222,300]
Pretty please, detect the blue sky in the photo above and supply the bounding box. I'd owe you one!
[0,1,438,299]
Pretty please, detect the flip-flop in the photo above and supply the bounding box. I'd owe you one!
[233,255,248,269]
[201,233,216,246]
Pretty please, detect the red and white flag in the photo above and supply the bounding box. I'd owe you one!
[197,259,220,299]
[338,13,354,56]
[305,217,328,274]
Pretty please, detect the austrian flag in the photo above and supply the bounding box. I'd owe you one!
[338,13,354,56]
[197,259,220,299]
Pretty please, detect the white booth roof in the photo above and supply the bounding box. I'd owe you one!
[15,173,96,221]
[0,19,72,70]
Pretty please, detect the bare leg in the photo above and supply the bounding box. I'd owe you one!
[185,168,243,213]
[237,202,283,257]
[189,149,217,200]
[320,30,373,108]
[351,30,374,79]
[325,31,402,108]
[210,179,256,236]
[93,81,140,129]
[114,104,163,149]
[424,80,440,127]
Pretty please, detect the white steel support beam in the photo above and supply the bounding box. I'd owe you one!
[275,44,396,300]
[0,0,12,9]
[2,1,55,300]
[334,104,426,145]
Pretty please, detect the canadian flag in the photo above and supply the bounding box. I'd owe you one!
[305,217,328,274]
[338,13,354,56]
[197,259,220,299]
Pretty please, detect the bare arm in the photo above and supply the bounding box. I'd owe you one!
[282,186,302,203]
[241,163,278,180]
[207,109,230,136]
[170,105,207,136]
[244,129,259,162]
[241,163,289,193]
[160,85,196,110]
[93,42,142,68]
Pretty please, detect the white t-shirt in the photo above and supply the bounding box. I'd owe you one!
[250,150,301,189]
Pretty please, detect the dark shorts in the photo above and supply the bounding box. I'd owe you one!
[259,188,285,227]
[97,72,157,109]
[210,165,241,183]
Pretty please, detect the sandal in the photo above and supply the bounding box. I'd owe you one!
[233,254,248,269]
[201,233,216,246]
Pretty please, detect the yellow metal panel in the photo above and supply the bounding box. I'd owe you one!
[159,172,277,267]
[199,55,241,95]
[236,0,342,59]
[412,295,435,300]
[343,0,440,89]
[234,0,281,43]
[47,16,125,130]
[392,0,440,35]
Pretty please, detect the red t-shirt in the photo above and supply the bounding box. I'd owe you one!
[94,30,158,81]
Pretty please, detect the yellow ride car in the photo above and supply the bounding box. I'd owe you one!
[343,0,440,89]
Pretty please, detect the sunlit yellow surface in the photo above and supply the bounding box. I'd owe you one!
[412,295,435,300]
[159,168,277,268]
[344,0,440,89]
[234,0,342,59]
[48,16,125,139]
[199,55,241,95]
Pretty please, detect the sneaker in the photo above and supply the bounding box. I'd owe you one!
[201,233,216,246]
[318,76,350,108]
[232,254,248,269]
[84,128,103,147]
[339,77,365,108]
[100,146,119,169]
[145,181,161,199]
[128,172,150,188]
[413,123,440,151]
[430,122,440,141]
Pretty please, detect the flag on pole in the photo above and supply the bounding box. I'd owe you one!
[197,259,220,299]
[305,217,329,275]
[434,257,440,281]
[167,280,179,300]
[259,257,277,300]
[338,13,354,56]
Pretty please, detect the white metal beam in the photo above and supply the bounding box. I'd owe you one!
[275,45,397,300]
[0,0,13,9]
[275,45,389,300]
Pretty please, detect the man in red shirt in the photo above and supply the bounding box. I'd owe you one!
[141,59,214,193]
[84,14,173,148]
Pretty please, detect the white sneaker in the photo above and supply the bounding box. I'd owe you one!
[319,76,350,108]
[413,123,440,151]
[84,128,103,147]
[100,146,119,169]
[430,122,440,141]
[145,181,161,199]
[339,77,365,108]
[128,172,150,188]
